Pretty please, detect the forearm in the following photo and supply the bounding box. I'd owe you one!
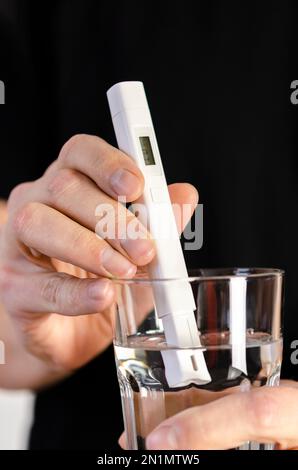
[0,200,69,389]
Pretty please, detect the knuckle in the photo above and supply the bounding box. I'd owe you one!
[71,226,102,261]
[47,168,82,201]
[8,182,32,209]
[58,134,90,164]
[63,278,84,310]
[90,234,105,260]
[41,273,82,313]
[41,273,67,308]
[12,202,39,238]
[43,160,59,178]
[72,225,92,248]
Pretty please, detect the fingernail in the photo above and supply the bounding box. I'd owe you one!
[101,247,137,277]
[110,169,141,197]
[88,279,111,300]
[146,426,178,450]
[120,238,155,264]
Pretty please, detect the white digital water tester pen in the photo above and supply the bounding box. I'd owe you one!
[107,81,211,387]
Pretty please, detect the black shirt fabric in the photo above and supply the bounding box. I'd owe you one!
[0,0,298,449]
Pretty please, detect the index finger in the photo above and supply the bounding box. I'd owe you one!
[57,134,144,201]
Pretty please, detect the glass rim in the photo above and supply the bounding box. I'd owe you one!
[110,267,284,285]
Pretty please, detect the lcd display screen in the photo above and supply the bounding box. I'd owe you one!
[139,136,156,165]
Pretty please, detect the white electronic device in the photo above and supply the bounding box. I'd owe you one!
[107,81,211,387]
[228,277,248,379]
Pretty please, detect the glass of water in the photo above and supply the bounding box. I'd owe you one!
[112,268,284,450]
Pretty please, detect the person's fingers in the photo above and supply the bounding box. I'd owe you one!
[41,177,196,262]
[1,270,115,315]
[146,386,298,450]
[37,168,155,266]
[41,178,196,262]
[56,134,144,201]
[7,168,197,277]
[118,432,126,449]
[167,183,199,233]
[10,202,137,278]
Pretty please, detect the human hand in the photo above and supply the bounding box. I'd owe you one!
[0,134,198,378]
[145,381,298,450]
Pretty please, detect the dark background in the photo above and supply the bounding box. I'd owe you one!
[0,0,298,449]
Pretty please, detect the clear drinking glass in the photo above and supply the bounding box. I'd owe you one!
[112,268,284,450]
